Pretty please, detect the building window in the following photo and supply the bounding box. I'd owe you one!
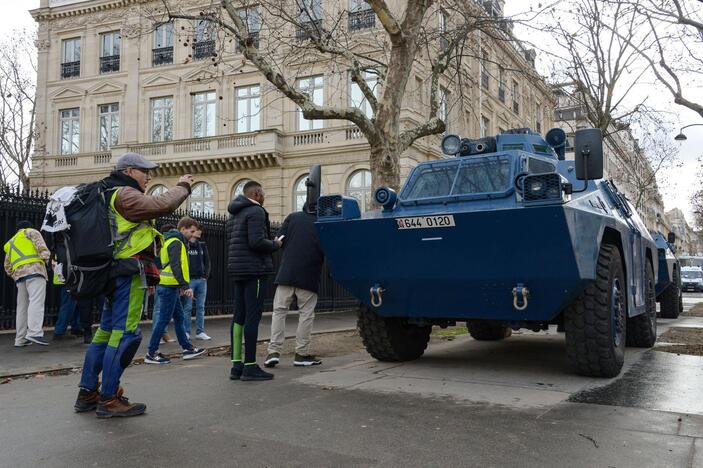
[439,9,449,51]
[346,169,372,212]
[498,66,505,103]
[297,75,324,131]
[98,103,119,151]
[535,104,542,133]
[482,0,501,17]
[350,71,378,119]
[232,179,253,199]
[153,22,174,66]
[193,20,216,60]
[481,114,490,137]
[189,182,214,214]
[293,175,308,212]
[439,86,449,131]
[297,0,322,41]
[60,108,80,155]
[61,38,80,79]
[480,49,489,90]
[149,184,167,196]
[236,85,261,133]
[192,91,217,138]
[237,7,261,50]
[512,80,520,114]
[349,0,375,31]
[151,97,174,142]
[100,31,121,74]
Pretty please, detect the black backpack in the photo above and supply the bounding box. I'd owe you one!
[45,181,116,298]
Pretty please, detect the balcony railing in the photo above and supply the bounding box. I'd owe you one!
[152,47,174,66]
[235,31,260,52]
[99,55,120,74]
[193,40,215,60]
[296,19,322,41]
[349,9,375,31]
[498,87,505,103]
[60,61,80,79]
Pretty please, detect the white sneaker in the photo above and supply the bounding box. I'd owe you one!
[14,339,32,347]
[195,332,212,341]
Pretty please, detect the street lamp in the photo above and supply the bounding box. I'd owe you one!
[674,123,703,141]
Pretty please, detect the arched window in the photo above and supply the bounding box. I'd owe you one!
[346,169,372,212]
[149,184,167,196]
[293,175,308,212]
[189,182,214,214]
[232,178,252,199]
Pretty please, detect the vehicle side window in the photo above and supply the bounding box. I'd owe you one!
[453,156,511,194]
[404,162,459,199]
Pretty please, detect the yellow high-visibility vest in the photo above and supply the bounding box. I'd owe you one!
[159,236,189,286]
[3,229,42,272]
[110,189,163,259]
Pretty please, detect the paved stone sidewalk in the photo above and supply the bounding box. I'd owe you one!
[0,309,358,377]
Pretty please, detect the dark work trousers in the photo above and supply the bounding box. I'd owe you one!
[231,277,267,364]
[76,295,105,334]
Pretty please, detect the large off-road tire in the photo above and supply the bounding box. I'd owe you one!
[357,307,431,362]
[565,243,626,378]
[659,269,681,319]
[627,262,657,348]
[467,320,511,341]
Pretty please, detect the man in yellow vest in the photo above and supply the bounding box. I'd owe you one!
[74,152,193,418]
[3,220,51,347]
[145,218,205,364]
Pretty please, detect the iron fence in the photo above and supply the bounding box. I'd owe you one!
[0,186,358,330]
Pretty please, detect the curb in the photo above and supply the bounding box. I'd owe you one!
[0,326,358,381]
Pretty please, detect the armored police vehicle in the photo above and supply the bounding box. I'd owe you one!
[651,231,683,318]
[316,128,658,378]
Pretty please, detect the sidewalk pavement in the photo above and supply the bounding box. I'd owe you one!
[0,309,358,378]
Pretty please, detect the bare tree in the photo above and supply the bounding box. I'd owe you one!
[692,157,703,229]
[151,0,535,191]
[0,30,36,191]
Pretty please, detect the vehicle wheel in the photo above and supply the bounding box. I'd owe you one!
[659,269,681,319]
[357,306,431,362]
[565,243,626,378]
[467,320,512,341]
[627,262,657,347]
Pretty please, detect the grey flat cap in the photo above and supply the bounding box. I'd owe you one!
[115,152,159,170]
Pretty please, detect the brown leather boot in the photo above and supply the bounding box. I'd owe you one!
[95,394,146,419]
[74,386,125,413]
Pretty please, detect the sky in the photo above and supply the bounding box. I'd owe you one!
[2,0,701,225]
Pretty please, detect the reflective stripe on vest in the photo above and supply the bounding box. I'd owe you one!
[2,229,42,271]
[109,189,163,259]
[159,236,190,286]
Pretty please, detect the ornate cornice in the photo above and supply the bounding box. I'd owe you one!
[31,0,145,22]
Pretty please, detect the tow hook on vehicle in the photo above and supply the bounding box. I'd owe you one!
[512,283,530,311]
[370,284,385,308]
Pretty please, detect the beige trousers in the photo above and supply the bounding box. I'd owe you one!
[15,276,46,344]
[268,285,318,355]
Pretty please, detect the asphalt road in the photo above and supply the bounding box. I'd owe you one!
[0,294,701,467]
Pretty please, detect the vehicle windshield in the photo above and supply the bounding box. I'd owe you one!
[682,270,703,279]
[402,154,513,200]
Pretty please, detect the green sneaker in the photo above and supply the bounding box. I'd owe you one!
[264,352,280,368]
[294,354,322,366]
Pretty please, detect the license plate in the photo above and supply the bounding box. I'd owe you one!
[396,215,456,230]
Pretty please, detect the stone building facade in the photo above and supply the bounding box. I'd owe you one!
[30,0,554,221]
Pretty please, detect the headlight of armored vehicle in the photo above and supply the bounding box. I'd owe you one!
[522,173,565,202]
[441,134,462,155]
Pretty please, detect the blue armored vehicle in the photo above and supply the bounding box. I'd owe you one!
[651,231,682,318]
[315,128,658,378]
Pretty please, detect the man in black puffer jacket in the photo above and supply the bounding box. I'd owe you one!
[226,181,281,381]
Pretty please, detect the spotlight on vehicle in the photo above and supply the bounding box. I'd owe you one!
[373,186,397,211]
[441,134,462,155]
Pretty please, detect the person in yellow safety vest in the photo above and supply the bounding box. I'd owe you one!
[52,262,82,340]
[3,220,51,347]
[145,218,205,365]
[74,152,194,419]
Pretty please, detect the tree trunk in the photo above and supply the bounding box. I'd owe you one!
[369,141,401,193]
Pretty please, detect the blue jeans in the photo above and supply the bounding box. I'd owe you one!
[55,288,80,335]
[151,291,169,333]
[148,286,193,354]
[182,278,207,335]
